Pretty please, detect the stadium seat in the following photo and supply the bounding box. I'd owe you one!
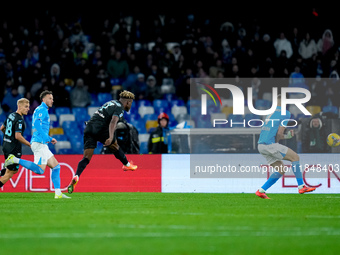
[69,139,84,154]
[136,99,152,108]
[210,113,227,123]
[58,113,76,126]
[138,133,150,143]
[171,105,188,118]
[244,113,262,127]
[227,114,244,127]
[306,105,321,116]
[131,120,147,134]
[87,106,98,117]
[139,141,149,154]
[90,93,100,106]
[175,113,190,123]
[170,99,185,107]
[0,113,7,125]
[262,92,273,102]
[49,114,59,128]
[154,106,171,116]
[55,107,71,118]
[58,148,73,154]
[143,113,158,122]
[54,141,71,154]
[163,93,177,102]
[72,107,88,117]
[255,99,271,109]
[221,106,233,118]
[124,112,141,122]
[52,134,68,141]
[146,120,158,132]
[49,127,64,136]
[322,105,338,115]
[153,99,169,109]
[97,92,112,105]
[138,106,154,118]
[94,142,103,154]
[62,121,81,138]
[75,113,90,125]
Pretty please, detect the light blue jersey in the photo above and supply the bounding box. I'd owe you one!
[31,102,52,144]
[258,106,291,145]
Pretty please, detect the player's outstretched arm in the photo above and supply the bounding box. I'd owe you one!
[0,124,5,133]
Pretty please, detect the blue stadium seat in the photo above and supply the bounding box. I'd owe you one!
[171,99,185,107]
[139,141,148,154]
[227,114,245,128]
[130,120,147,134]
[94,142,103,154]
[48,143,56,154]
[52,134,68,141]
[153,99,169,109]
[136,99,152,108]
[55,107,71,118]
[255,99,271,109]
[244,113,262,127]
[322,105,338,115]
[154,106,171,115]
[90,93,100,106]
[97,92,112,105]
[72,107,88,116]
[124,112,141,122]
[143,113,158,122]
[58,148,73,154]
[75,113,90,126]
[70,139,84,154]
[0,113,7,125]
[62,122,81,139]
[163,93,177,102]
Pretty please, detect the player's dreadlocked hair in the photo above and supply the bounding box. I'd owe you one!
[119,90,135,100]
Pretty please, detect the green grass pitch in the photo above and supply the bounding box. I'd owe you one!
[0,192,339,255]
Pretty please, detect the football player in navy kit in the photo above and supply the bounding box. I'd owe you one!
[0,98,31,187]
[67,90,137,194]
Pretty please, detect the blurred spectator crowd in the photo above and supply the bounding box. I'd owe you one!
[1,8,340,114]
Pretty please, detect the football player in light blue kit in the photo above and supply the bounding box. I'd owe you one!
[256,94,316,199]
[5,90,70,199]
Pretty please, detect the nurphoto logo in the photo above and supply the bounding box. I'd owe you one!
[198,82,312,128]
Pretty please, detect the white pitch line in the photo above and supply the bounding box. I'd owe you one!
[0,230,340,239]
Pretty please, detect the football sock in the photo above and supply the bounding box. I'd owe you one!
[0,168,5,176]
[0,181,4,187]
[261,171,283,191]
[292,161,304,186]
[18,159,44,174]
[76,158,90,177]
[51,164,61,190]
[113,147,128,165]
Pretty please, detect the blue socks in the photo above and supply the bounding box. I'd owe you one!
[19,159,44,175]
[51,164,61,189]
[292,161,304,186]
[261,171,283,191]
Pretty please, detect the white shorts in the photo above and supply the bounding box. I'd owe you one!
[258,143,289,165]
[31,142,54,165]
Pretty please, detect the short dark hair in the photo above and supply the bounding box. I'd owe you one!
[40,90,53,101]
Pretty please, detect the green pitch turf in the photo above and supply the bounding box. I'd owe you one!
[0,193,339,255]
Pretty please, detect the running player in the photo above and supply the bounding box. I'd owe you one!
[67,90,137,194]
[5,90,70,199]
[256,94,316,199]
[0,98,45,188]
